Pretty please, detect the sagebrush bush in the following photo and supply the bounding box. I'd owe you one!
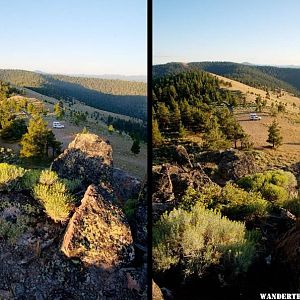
[153,203,256,278]
[179,184,222,211]
[0,163,26,191]
[33,170,73,222]
[237,170,297,206]
[219,183,269,220]
[33,182,73,223]
[179,183,269,221]
[38,170,59,185]
[279,196,300,217]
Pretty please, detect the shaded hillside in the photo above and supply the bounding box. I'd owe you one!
[153,62,300,96]
[0,70,147,120]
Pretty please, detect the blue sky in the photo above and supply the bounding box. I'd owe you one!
[0,0,147,75]
[154,0,300,65]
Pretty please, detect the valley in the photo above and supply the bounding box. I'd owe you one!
[0,79,147,179]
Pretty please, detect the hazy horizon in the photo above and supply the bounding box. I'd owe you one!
[153,60,300,68]
[0,0,147,76]
[154,0,300,66]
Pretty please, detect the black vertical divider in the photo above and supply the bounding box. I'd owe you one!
[147,0,153,299]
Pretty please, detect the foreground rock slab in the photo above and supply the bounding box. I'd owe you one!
[61,184,135,267]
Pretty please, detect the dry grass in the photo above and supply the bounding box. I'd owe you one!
[212,73,300,114]
[210,73,300,168]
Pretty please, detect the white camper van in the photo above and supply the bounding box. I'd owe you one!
[52,121,65,128]
[249,113,261,121]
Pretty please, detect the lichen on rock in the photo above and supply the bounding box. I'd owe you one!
[61,184,135,267]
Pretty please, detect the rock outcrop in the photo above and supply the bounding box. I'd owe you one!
[218,149,259,181]
[113,168,141,203]
[152,162,212,221]
[0,132,147,299]
[173,145,193,168]
[61,184,135,267]
[52,133,113,185]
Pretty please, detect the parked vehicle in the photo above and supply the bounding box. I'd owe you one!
[249,113,261,121]
[52,121,65,128]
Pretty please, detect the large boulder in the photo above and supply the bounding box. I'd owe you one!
[61,184,134,267]
[113,168,141,203]
[218,149,259,181]
[173,145,193,168]
[52,133,113,185]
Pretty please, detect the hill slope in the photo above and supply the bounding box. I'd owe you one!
[153,62,300,96]
[0,69,147,120]
[212,73,300,167]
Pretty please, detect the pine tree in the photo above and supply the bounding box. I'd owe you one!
[156,102,170,129]
[178,121,186,138]
[171,101,181,132]
[153,118,163,147]
[203,122,231,151]
[20,116,49,158]
[131,138,140,155]
[46,131,62,157]
[20,116,60,158]
[267,120,283,148]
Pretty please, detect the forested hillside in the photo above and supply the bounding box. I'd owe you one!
[153,62,300,96]
[0,70,147,120]
[153,70,249,149]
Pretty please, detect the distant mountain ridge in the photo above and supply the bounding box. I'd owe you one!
[0,69,147,120]
[34,70,147,82]
[153,61,300,96]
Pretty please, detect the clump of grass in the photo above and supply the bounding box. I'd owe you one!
[33,170,74,223]
[0,163,26,191]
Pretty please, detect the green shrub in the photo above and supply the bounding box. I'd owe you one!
[179,185,222,211]
[219,183,269,220]
[221,230,261,274]
[279,196,300,217]
[0,163,26,191]
[62,178,82,193]
[153,203,256,278]
[21,169,41,190]
[179,183,269,221]
[237,170,297,206]
[0,215,30,244]
[262,183,289,203]
[124,198,138,221]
